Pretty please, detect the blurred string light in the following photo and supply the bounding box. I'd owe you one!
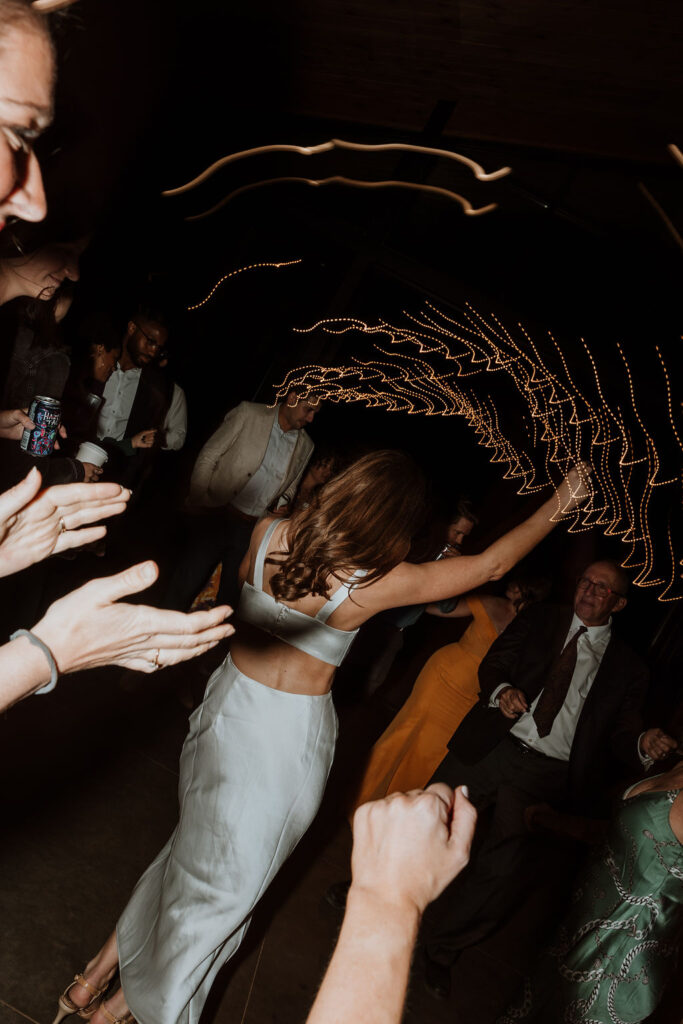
[186,259,302,311]
[275,305,681,601]
[162,139,510,220]
[183,178,499,223]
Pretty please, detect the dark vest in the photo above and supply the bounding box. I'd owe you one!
[102,366,174,488]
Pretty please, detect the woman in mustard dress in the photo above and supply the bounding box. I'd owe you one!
[351,575,550,809]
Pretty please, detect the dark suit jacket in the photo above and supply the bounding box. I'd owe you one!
[449,603,649,810]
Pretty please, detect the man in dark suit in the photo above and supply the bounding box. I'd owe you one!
[422,559,677,998]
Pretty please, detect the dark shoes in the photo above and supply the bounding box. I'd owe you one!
[422,951,451,1000]
[324,879,351,910]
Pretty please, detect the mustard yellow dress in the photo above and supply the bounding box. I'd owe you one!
[351,596,499,809]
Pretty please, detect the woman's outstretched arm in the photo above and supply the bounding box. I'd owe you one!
[364,466,589,615]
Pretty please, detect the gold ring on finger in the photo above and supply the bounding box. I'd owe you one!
[59,517,66,534]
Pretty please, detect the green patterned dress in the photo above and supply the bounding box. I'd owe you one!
[499,786,683,1024]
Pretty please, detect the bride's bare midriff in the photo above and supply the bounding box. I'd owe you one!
[230,621,338,695]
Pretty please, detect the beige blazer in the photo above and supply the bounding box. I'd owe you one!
[187,401,314,510]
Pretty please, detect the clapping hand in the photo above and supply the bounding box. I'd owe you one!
[0,467,130,578]
[32,561,235,674]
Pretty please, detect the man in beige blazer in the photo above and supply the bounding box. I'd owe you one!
[187,395,315,510]
[164,390,318,610]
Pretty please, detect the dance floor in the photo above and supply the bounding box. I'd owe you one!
[1,645,681,1024]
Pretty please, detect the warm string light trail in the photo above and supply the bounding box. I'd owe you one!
[184,177,498,223]
[163,139,512,195]
[162,138,509,220]
[276,305,681,601]
[186,259,303,311]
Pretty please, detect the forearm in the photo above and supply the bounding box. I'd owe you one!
[307,888,419,1024]
[162,387,188,450]
[0,635,53,711]
[483,494,559,581]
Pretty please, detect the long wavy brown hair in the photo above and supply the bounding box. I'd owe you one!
[267,449,427,601]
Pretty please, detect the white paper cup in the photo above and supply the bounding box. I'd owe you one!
[76,441,109,467]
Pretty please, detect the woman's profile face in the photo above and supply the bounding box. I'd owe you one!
[91,343,120,382]
[0,25,53,229]
[3,242,80,299]
[309,457,335,487]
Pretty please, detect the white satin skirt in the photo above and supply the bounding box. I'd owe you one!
[116,653,337,1024]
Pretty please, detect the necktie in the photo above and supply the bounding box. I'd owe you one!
[533,626,587,738]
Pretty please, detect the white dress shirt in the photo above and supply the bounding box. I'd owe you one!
[230,415,298,517]
[96,366,187,451]
[491,614,612,761]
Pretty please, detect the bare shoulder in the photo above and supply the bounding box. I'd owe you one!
[251,515,286,549]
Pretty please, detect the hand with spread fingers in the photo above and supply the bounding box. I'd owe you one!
[0,467,131,578]
[31,561,235,675]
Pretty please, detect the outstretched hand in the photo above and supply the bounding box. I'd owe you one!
[0,468,131,578]
[32,561,235,675]
[350,783,476,916]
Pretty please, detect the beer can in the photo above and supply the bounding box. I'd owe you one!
[20,396,62,457]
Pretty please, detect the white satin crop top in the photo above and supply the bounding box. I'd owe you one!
[238,518,366,667]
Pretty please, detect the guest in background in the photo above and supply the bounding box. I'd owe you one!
[94,302,186,488]
[164,388,319,611]
[290,447,339,511]
[0,240,80,308]
[0,243,82,485]
[351,573,551,807]
[344,501,478,699]
[61,311,121,451]
[421,560,677,1000]
[499,750,683,1024]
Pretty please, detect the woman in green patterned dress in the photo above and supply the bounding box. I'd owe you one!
[499,757,683,1024]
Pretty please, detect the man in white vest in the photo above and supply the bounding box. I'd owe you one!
[164,389,319,610]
